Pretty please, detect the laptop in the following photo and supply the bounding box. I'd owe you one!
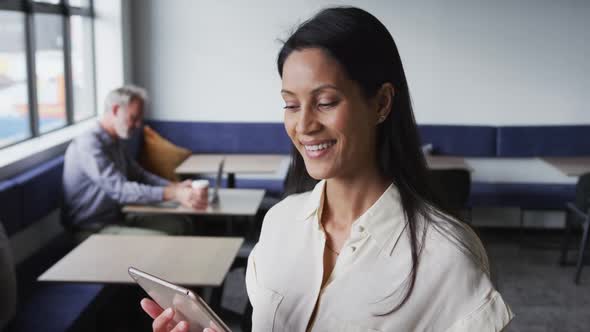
[209,158,224,205]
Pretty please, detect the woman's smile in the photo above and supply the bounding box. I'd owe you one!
[301,139,337,159]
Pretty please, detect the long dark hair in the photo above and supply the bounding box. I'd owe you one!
[278,7,485,313]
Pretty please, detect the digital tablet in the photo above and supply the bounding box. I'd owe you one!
[128,267,231,332]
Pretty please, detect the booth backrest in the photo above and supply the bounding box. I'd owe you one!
[148,121,292,154]
[149,121,590,158]
[0,156,64,236]
[497,125,590,157]
[13,156,64,229]
[418,125,497,157]
[0,180,23,237]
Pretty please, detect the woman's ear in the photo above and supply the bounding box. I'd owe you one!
[376,83,394,124]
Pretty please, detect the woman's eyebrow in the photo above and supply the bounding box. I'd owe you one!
[311,84,340,95]
[280,84,340,96]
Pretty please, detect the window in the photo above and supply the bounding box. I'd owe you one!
[0,0,96,148]
[0,11,30,147]
[69,0,90,8]
[35,13,67,133]
[70,15,95,121]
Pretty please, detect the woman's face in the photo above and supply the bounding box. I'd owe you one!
[281,48,382,180]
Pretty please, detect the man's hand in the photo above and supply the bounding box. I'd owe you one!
[176,180,192,188]
[177,186,208,209]
[163,182,208,209]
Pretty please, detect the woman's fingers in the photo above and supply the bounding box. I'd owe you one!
[140,299,190,332]
[170,321,189,332]
[152,307,175,332]
[203,320,221,332]
[140,298,164,319]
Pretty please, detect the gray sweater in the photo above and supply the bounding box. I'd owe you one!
[62,123,169,226]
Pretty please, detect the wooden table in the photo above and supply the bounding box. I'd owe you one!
[175,155,225,174]
[123,189,266,217]
[175,154,290,187]
[38,235,244,287]
[426,155,472,171]
[176,154,288,175]
[542,157,590,177]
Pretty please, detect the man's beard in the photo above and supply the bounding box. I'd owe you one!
[114,116,132,140]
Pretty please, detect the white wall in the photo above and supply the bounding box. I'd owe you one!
[131,0,590,125]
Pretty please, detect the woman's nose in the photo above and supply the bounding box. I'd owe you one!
[296,106,320,134]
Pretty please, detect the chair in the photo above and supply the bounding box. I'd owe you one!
[559,173,590,284]
[428,168,471,218]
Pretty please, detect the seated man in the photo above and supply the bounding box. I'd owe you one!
[62,85,204,237]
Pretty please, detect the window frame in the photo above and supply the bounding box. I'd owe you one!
[0,0,96,149]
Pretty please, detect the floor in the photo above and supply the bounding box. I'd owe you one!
[481,229,590,332]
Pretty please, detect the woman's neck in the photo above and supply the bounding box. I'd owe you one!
[323,167,391,229]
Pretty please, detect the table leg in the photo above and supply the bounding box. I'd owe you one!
[227,172,236,188]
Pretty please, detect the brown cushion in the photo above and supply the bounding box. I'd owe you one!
[139,126,191,181]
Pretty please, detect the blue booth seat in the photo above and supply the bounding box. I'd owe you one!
[9,283,104,332]
[497,125,590,157]
[147,121,292,154]
[234,178,285,197]
[12,156,65,229]
[1,155,105,332]
[7,231,104,332]
[470,182,576,210]
[418,125,497,157]
[144,121,586,214]
[0,179,23,237]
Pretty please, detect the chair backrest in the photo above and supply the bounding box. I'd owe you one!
[0,221,17,329]
[575,173,590,213]
[428,168,471,213]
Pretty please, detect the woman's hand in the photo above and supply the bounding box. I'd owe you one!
[140,298,221,332]
[140,298,189,332]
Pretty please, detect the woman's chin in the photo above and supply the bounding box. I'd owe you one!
[305,165,334,181]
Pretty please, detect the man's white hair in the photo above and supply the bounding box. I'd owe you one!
[104,84,148,114]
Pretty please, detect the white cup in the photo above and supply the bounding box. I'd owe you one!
[191,180,209,206]
[191,180,209,190]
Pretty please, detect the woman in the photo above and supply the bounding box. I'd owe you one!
[142,6,513,331]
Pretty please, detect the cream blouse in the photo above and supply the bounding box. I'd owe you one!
[246,180,514,331]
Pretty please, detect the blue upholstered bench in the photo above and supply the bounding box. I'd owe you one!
[488,125,589,211]
[420,125,584,212]
[234,178,285,197]
[0,179,23,237]
[12,156,65,229]
[419,125,497,157]
[5,232,104,332]
[470,182,576,210]
[0,156,104,332]
[496,125,590,157]
[146,121,587,214]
